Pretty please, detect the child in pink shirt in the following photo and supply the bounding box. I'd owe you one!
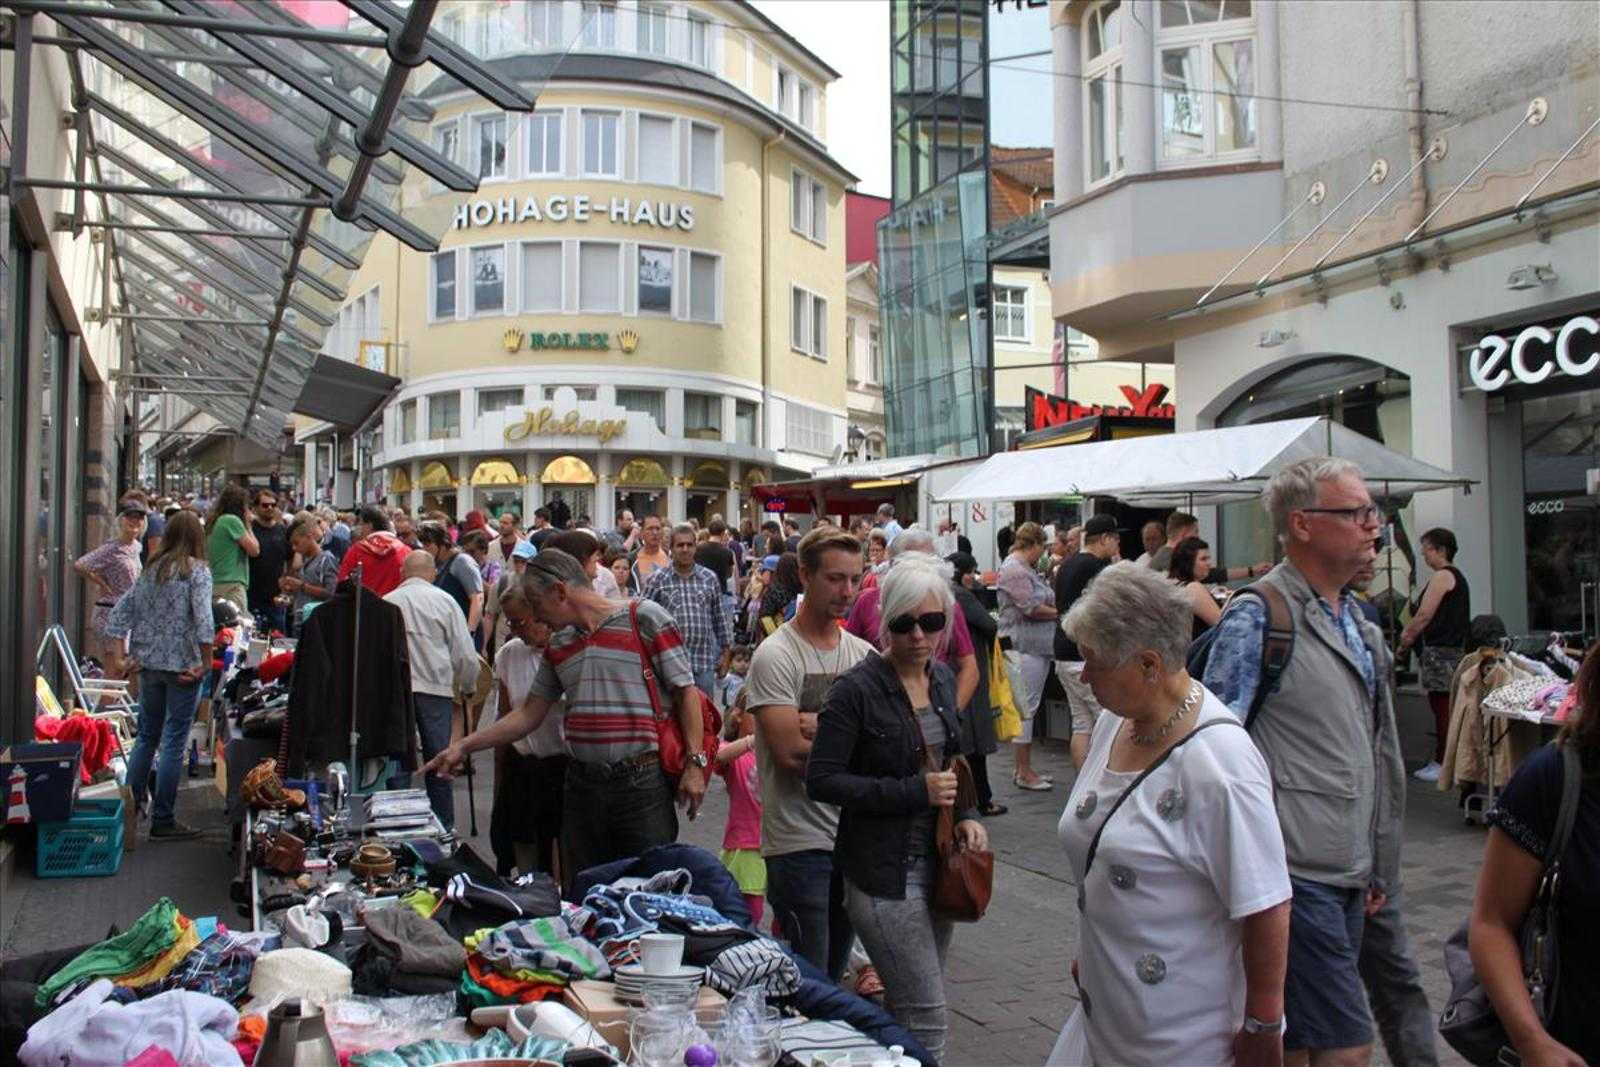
[716,697,765,926]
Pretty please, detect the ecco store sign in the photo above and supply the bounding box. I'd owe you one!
[1470,315,1600,392]
[453,195,696,232]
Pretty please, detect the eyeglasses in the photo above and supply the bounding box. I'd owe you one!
[886,611,948,636]
[1301,504,1380,524]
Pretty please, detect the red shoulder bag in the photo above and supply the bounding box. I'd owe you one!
[628,600,721,778]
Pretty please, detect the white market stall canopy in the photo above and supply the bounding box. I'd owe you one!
[935,417,1473,506]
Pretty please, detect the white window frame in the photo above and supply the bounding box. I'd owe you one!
[797,81,816,131]
[542,385,599,402]
[688,13,712,68]
[790,168,826,245]
[581,109,622,178]
[775,65,794,119]
[636,1,670,56]
[477,387,524,417]
[577,239,624,314]
[471,112,509,181]
[734,399,759,447]
[399,398,417,444]
[580,0,617,48]
[846,315,857,381]
[992,284,1031,343]
[429,249,458,322]
[432,121,460,166]
[428,391,462,440]
[519,240,564,314]
[1156,7,1260,167]
[868,324,882,384]
[685,249,722,324]
[636,111,679,187]
[790,285,827,360]
[524,110,564,177]
[1082,0,1125,189]
[527,0,563,48]
[467,243,508,318]
[687,121,721,195]
[785,401,832,456]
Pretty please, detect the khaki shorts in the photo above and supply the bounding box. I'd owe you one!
[213,582,249,615]
[1054,661,1101,738]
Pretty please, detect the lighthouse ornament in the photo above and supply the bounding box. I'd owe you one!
[6,764,30,824]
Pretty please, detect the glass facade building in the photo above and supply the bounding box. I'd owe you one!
[879,0,994,458]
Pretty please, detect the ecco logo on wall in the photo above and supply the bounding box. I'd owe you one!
[1470,315,1600,392]
[1527,499,1566,516]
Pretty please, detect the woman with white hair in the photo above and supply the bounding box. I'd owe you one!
[1052,562,1292,1067]
[807,555,988,1063]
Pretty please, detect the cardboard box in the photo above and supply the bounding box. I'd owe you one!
[563,979,726,1060]
[1,742,84,824]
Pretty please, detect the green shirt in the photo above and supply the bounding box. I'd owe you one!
[207,513,250,586]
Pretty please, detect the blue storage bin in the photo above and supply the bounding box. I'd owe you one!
[36,797,125,878]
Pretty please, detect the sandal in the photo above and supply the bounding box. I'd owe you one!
[978,802,1009,816]
[1013,774,1054,791]
[854,964,885,998]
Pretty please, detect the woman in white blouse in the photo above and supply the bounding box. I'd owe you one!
[1051,562,1292,1067]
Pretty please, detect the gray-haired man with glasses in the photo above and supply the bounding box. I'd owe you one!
[1202,457,1407,1067]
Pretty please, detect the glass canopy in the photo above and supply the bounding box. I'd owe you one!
[12,0,593,447]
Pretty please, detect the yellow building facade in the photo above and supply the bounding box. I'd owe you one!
[300,0,853,526]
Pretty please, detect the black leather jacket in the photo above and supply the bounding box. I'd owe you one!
[806,652,979,899]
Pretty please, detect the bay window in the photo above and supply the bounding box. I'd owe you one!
[688,15,711,67]
[638,114,677,185]
[580,1,616,48]
[1083,0,1124,185]
[1158,0,1257,162]
[578,241,621,313]
[520,241,563,313]
[473,113,507,180]
[616,388,665,431]
[689,123,719,194]
[526,111,562,176]
[684,392,722,441]
[582,110,620,177]
[688,251,719,323]
[431,250,457,319]
[637,2,669,56]
[428,392,461,440]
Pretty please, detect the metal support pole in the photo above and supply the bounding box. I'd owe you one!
[69,218,292,242]
[104,312,271,325]
[334,0,439,220]
[243,203,316,428]
[14,178,323,207]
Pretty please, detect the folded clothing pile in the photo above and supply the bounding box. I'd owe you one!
[351,907,466,997]
[18,978,243,1067]
[457,914,612,1009]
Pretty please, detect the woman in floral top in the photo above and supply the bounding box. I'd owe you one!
[107,511,214,840]
[73,503,146,679]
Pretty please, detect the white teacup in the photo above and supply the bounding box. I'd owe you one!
[628,932,686,975]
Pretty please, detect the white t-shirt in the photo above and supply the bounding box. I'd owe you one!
[1056,688,1291,1067]
[487,638,567,758]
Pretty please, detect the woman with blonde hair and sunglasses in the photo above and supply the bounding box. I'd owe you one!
[807,555,986,1063]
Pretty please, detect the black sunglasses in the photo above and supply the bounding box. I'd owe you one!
[886,611,947,636]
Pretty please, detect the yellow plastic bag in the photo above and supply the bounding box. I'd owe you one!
[989,639,1022,743]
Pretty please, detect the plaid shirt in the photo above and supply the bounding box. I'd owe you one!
[643,563,730,673]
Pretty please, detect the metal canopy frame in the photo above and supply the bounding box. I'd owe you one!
[8,0,557,449]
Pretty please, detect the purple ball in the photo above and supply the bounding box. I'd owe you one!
[683,1043,718,1067]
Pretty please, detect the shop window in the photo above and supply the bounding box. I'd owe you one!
[526,111,563,176]
[521,241,563,312]
[1159,0,1257,164]
[785,401,832,456]
[791,169,826,244]
[580,1,617,48]
[1083,0,1125,185]
[688,251,719,323]
[735,399,759,446]
[431,250,457,319]
[578,241,621,313]
[478,387,523,416]
[637,2,669,56]
[689,123,719,194]
[470,245,505,316]
[688,14,711,67]
[993,285,1030,342]
[473,113,507,180]
[638,115,677,185]
[428,392,461,440]
[616,387,665,431]
[399,399,417,443]
[685,392,723,441]
[638,245,674,316]
[543,385,599,402]
[582,110,620,177]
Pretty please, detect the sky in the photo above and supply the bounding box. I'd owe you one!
[750,0,1056,197]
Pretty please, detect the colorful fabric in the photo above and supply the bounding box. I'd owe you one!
[643,564,731,673]
[401,888,439,919]
[116,915,200,989]
[475,916,610,981]
[77,538,142,637]
[106,566,214,673]
[717,748,762,850]
[461,954,565,1006]
[530,600,695,762]
[36,898,181,1006]
[33,714,118,782]
[147,930,269,1004]
[350,1029,570,1067]
[719,848,767,896]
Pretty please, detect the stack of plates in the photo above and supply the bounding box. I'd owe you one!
[613,962,705,1005]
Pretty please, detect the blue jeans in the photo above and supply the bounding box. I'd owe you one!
[1285,876,1374,1052]
[410,693,456,830]
[766,849,854,983]
[127,669,203,826]
[694,666,718,703]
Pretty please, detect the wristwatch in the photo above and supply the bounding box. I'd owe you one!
[688,752,710,770]
[1242,1015,1284,1036]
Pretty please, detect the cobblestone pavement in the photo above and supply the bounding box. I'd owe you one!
[1,693,1487,1067]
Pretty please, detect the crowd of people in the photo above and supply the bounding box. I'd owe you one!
[73,462,1597,1067]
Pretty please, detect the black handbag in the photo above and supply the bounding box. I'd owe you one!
[1439,742,1581,1065]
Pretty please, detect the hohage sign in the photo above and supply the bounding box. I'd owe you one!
[1470,315,1600,391]
[454,194,696,232]
[504,406,627,445]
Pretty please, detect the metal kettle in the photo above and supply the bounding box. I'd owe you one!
[253,998,339,1067]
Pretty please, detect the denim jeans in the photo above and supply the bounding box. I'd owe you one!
[1358,888,1438,1066]
[560,758,678,894]
[126,669,203,826]
[766,849,854,983]
[693,666,718,703]
[844,857,953,1062]
[410,693,456,830]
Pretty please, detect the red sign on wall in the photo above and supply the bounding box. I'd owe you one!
[1025,384,1176,431]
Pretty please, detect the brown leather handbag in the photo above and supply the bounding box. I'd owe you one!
[911,716,994,922]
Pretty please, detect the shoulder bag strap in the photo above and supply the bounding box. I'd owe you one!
[1246,583,1295,731]
[1082,718,1241,880]
[906,696,957,853]
[628,600,666,722]
[1547,742,1582,866]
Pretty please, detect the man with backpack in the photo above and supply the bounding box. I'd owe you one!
[1199,458,1406,1067]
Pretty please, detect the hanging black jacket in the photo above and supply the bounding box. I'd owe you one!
[285,579,417,776]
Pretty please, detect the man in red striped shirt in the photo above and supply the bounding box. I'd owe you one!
[426,547,703,889]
